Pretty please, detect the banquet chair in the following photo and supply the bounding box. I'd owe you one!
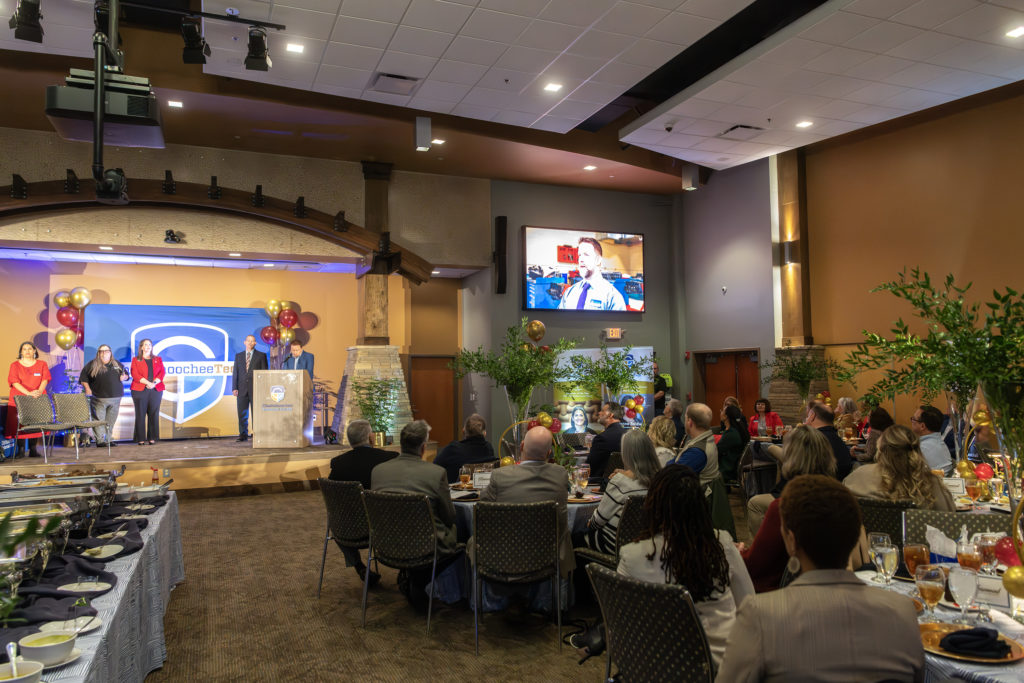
[856,497,916,545]
[903,509,1010,546]
[53,393,109,459]
[587,563,714,683]
[360,489,465,633]
[739,442,777,501]
[472,500,561,655]
[705,477,737,541]
[316,479,371,598]
[574,494,646,570]
[13,394,66,464]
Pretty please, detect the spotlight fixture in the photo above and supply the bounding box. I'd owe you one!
[181,17,212,64]
[244,26,272,71]
[8,0,43,43]
[415,116,431,151]
[783,240,799,266]
[285,43,304,53]
[164,229,183,244]
[96,168,129,205]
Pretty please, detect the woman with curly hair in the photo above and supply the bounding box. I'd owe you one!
[844,424,955,510]
[647,415,678,466]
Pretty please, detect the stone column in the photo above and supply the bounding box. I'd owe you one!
[359,161,392,345]
[767,345,830,424]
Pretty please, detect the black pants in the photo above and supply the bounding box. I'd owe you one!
[236,390,253,436]
[131,388,162,442]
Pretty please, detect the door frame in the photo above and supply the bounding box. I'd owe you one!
[692,347,762,406]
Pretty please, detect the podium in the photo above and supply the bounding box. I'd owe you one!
[252,369,314,449]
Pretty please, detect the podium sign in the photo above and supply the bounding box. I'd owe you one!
[253,370,313,449]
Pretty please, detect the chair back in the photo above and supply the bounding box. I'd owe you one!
[473,501,558,583]
[53,392,92,424]
[587,564,714,683]
[605,451,624,476]
[856,497,916,544]
[319,479,368,547]
[13,394,56,427]
[613,495,647,555]
[361,489,438,568]
[903,508,1010,545]
[705,477,737,540]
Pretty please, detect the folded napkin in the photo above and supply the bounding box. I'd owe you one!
[72,527,144,561]
[9,595,98,625]
[19,555,117,598]
[939,627,1012,659]
[93,513,149,533]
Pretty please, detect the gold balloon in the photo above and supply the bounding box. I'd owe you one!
[279,300,295,312]
[266,300,282,318]
[53,291,71,308]
[973,409,992,427]
[538,414,553,428]
[279,327,296,344]
[526,320,546,342]
[1002,565,1024,599]
[520,342,534,352]
[500,456,515,467]
[625,398,637,410]
[55,328,78,350]
[956,460,976,477]
[69,287,91,309]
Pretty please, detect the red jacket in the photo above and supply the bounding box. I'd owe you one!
[130,356,166,391]
[741,497,787,593]
[748,411,783,437]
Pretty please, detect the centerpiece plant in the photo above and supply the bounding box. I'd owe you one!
[761,353,840,404]
[566,343,653,406]
[350,377,403,443]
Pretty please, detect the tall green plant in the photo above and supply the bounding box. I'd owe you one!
[761,353,839,401]
[350,378,403,433]
[567,344,653,400]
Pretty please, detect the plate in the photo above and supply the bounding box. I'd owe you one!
[113,515,147,521]
[97,530,128,540]
[568,496,601,503]
[124,504,154,512]
[938,598,988,613]
[39,615,102,634]
[57,581,112,593]
[450,484,477,491]
[919,623,1024,663]
[43,647,83,671]
[81,543,123,560]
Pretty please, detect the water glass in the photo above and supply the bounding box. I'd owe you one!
[876,545,899,585]
[869,532,892,584]
[948,567,979,624]
[915,565,945,622]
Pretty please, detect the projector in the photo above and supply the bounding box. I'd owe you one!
[45,68,164,148]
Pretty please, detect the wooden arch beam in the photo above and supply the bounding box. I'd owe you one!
[0,175,433,284]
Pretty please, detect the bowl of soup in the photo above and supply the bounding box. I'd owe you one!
[17,630,76,665]
[0,660,44,682]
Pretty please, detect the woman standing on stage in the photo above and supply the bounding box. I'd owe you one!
[81,344,129,447]
[130,338,165,445]
[6,341,50,458]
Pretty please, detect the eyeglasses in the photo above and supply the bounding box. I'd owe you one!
[910,416,923,423]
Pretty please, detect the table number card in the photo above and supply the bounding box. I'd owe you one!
[976,575,1012,609]
[943,478,966,496]
[472,472,492,490]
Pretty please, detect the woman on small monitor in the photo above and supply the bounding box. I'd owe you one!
[564,405,591,434]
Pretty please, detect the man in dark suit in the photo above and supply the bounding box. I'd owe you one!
[434,413,497,483]
[587,401,627,481]
[281,339,314,379]
[327,419,396,585]
[805,401,853,480]
[231,334,268,441]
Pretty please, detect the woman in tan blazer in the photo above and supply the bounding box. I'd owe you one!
[844,425,955,511]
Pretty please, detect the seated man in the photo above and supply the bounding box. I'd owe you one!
[912,405,954,475]
[327,419,397,585]
[804,401,853,480]
[665,398,686,446]
[670,402,720,486]
[587,401,627,481]
[434,413,497,483]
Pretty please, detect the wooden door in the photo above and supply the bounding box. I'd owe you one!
[408,356,457,446]
[736,351,762,415]
[699,350,762,417]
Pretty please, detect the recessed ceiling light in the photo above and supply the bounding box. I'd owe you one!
[228,252,241,257]
[796,120,813,128]
[583,165,597,171]
[167,101,183,108]
[431,138,445,145]
[543,83,563,93]
[431,270,440,275]
[263,263,274,267]
[415,146,429,152]
[99,246,113,251]
[286,43,304,53]
[1007,26,1024,38]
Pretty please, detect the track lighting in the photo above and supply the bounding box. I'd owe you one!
[244,26,271,71]
[181,17,211,65]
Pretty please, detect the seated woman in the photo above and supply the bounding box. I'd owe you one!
[616,465,754,668]
[647,415,677,467]
[717,404,749,484]
[852,406,893,463]
[748,397,782,439]
[718,475,924,682]
[741,425,836,592]
[833,396,860,436]
[844,425,955,511]
[586,429,660,554]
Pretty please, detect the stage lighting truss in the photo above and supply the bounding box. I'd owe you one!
[244,25,271,71]
[181,16,211,65]
[9,0,43,43]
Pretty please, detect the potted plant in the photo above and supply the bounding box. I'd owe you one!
[761,352,839,405]
[349,378,403,447]
[566,344,654,406]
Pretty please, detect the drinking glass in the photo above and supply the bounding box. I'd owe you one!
[458,466,472,489]
[577,464,590,491]
[903,543,929,577]
[915,565,945,622]
[974,533,1001,575]
[965,477,981,512]
[877,545,899,586]
[957,541,982,571]
[990,478,1004,501]
[869,533,892,584]
[774,425,784,437]
[948,567,979,624]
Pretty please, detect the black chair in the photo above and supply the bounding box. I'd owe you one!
[903,509,1010,546]
[317,479,371,598]
[856,497,916,545]
[53,393,108,459]
[472,501,562,654]
[13,394,66,463]
[705,477,737,540]
[574,493,646,570]
[360,489,465,633]
[739,441,777,500]
[587,564,715,683]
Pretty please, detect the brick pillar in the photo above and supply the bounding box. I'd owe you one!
[359,161,392,345]
[767,345,830,424]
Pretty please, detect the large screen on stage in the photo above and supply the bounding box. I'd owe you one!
[85,305,272,440]
[523,226,644,312]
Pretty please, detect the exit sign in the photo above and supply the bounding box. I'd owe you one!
[604,327,623,340]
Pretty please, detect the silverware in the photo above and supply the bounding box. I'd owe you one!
[6,642,17,677]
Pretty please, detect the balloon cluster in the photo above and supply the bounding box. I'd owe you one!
[53,287,91,350]
[520,319,553,354]
[260,300,301,346]
[623,394,645,420]
[527,410,561,435]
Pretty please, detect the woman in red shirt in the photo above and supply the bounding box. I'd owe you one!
[748,397,783,438]
[5,341,51,458]
[129,338,165,445]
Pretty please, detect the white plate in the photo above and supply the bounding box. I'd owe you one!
[81,544,123,560]
[43,647,82,671]
[97,530,128,540]
[113,515,147,521]
[124,504,154,512]
[57,581,112,593]
[938,598,987,613]
[39,615,102,634]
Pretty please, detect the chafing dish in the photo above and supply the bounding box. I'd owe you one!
[0,501,72,521]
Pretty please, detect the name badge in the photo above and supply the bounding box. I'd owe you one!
[33,372,41,377]
[943,478,966,496]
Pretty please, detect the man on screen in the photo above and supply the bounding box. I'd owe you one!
[232,334,268,442]
[557,237,627,311]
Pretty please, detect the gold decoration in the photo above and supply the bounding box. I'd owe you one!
[520,342,534,352]
[625,398,636,410]
[538,414,553,428]
[526,320,546,342]
[279,327,295,344]
[279,300,295,312]
[956,460,976,477]
[1003,565,1024,599]
[500,456,515,467]
[53,291,71,308]
[973,409,992,427]
[69,287,91,309]
[54,328,78,350]
[266,300,282,318]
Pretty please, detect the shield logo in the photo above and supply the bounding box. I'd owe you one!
[270,385,286,403]
[130,322,230,425]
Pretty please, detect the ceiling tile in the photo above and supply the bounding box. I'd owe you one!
[810,119,863,136]
[809,98,869,118]
[760,38,833,68]
[727,61,793,88]
[882,61,956,87]
[936,3,1022,40]
[589,60,651,86]
[735,87,791,110]
[340,0,411,23]
[749,129,797,145]
[443,35,508,65]
[322,42,384,70]
[843,81,908,105]
[517,20,585,51]
[271,6,337,40]
[406,96,457,113]
[389,26,455,57]
[428,59,489,84]
[632,0,685,9]
[799,11,878,45]
[805,46,876,74]
[680,120,733,137]
[531,115,581,133]
[842,0,920,19]
[549,99,604,119]
[462,86,518,108]
[546,53,608,79]
[492,110,541,126]
[843,54,917,80]
[884,31,964,60]
[462,8,531,42]
[277,0,343,13]
[623,127,674,144]
[809,74,875,98]
[594,3,671,36]
[618,38,682,67]
[890,0,977,30]
[479,0,548,17]
[450,103,501,119]
[645,11,719,46]
[658,132,705,148]
[538,0,617,27]
[377,50,438,78]
[844,21,924,53]
[693,137,740,153]
[568,81,630,104]
[316,64,374,88]
[774,69,833,94]
[402,0,475,32]
[765,93,832,117]
[567,30,635,61]
[677,0,753,21]
[331,16,398,47]
[844,105,906,124]
[494,46,559,72]
[505,95,558,114]
[879,88,955,110]
[667,98,724,118]
[476,66,535,90]
[695,79,753,104]
[930,41,1022,74]
[361,91,412,106]
[414,79,473,101]
[268,33,327,59]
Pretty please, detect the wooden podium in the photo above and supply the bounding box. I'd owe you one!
[252,369,314,449]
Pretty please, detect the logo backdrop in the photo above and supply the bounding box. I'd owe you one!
[554,346,655,432]
[85,305,271,440]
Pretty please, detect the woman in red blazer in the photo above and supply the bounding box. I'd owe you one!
[748,397,784,438]
[130,338,165,445]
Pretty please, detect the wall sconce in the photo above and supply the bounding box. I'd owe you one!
[783,240,799,266]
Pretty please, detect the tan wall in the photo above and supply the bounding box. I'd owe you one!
[409,278,461,356]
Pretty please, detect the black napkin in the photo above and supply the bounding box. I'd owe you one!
[72,527,144,561]
[9,595,98,625]
[939,627,1012,659]
[0,626,40,662]
[19,555,117,598]
[93,514,148,533]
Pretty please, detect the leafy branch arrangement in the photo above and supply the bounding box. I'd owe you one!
[761,353,840,401]
[567,344,654,399]
[350,378,403,433]
[0,512,62,625]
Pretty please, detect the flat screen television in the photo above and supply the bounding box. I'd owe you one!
[522,226,644,312]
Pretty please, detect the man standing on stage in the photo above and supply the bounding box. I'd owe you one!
[557,237,626,311]
[282,339,314,379]
[232,334,268,442]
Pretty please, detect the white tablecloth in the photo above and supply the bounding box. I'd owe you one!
[48,492,185,682]
[454,499,598,539]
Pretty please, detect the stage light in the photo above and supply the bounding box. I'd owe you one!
[245,26,272,71]
[415,116,431,151]
[181,17,212,64]
[286,43,304,53]
[543,82,562,92]
[96,168,129,205]
[8,0,43,43]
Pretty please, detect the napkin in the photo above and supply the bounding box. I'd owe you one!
[939,627,1012,659]
[9,595,98,625]
[19,555,117,598]
[924,524,957,561]
[93,514,149,533]
[72,528,144,561]
[0,626,39,662]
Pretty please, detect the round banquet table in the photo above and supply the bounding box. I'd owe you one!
[453,497,599,541]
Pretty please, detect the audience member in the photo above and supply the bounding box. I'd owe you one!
[652,360,667,415]
[718,475,925,682]
[911,405,953,475]
[668,403,719,486]
[433,413,497,483]
[664,398,685,445]
[717,404,749,484]
[647,415,678,467]
[586,402,627,481]
[833,396,860,435]
[585,430,661,554]
[804,401,853,479]
[748,397,782,438]
[844,425,955,511]
[853,407,894,463]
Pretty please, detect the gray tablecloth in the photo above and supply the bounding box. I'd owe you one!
[47,492,185,682]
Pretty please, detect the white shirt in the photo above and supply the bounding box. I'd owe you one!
[918,432,953,474]
[558,275,626,311]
